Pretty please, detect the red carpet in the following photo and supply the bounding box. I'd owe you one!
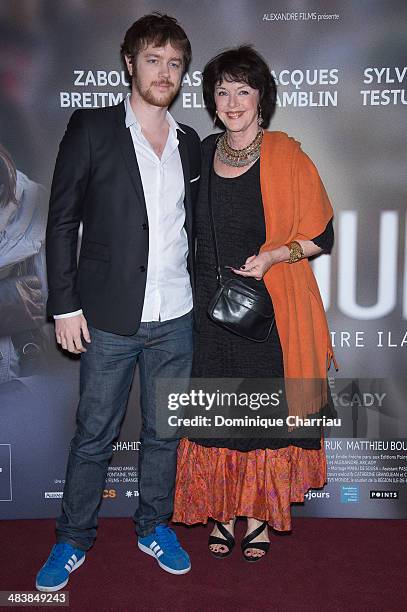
[0,517,404,611]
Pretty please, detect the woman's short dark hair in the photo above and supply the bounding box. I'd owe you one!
[121,13,191,73]
[202,45,277,128]
[0,144,17,208]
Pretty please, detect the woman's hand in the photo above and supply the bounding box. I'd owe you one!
[232,251,277,280]
[232,240,323,280]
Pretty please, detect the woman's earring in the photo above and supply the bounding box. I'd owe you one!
[257,106,263,126]
[213,110,218,127]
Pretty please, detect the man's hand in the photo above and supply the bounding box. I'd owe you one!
[55,313,91,354]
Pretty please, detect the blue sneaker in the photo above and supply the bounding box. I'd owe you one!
[35,543,86,592]
[138,525,191,575]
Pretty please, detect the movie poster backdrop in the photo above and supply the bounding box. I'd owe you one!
[1,0,406,519]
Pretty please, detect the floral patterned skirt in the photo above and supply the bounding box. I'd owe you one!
[173,438,327,532]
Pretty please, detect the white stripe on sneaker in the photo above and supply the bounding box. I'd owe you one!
[137,541,190,575]
[64,564,71,571]
[149,541,157,549]
[72,554,78,563]
[153,544,161,553]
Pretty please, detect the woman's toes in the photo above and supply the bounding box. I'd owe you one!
[246,548,264,557]
[210,544,227,553]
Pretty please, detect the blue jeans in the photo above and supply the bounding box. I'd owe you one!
[56,311,193,550]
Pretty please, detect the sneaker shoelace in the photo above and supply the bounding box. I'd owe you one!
[155,526,181,549]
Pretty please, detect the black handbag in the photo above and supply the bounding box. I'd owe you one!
[206,161,275,343]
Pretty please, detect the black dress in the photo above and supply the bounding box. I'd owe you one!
[191,134,333,452]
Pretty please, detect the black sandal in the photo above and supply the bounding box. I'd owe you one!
[208,521,236,558]
[241,522,270,562]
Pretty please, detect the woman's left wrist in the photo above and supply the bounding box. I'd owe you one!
[262,246,290,267]
[270,246,290,264]
[262,250,275,268]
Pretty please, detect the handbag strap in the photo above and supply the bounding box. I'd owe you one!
[207,141,224,283]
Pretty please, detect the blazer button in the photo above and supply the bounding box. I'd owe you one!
[141,223,148,230]
[139,265,146,272]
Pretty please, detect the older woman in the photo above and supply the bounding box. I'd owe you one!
[173,46,336,561]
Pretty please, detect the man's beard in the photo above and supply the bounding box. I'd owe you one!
[134,75,178,108]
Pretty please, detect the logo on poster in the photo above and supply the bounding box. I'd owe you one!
[340,485,359,503]
[44,492,63,499]
[103,489,116,499]
[304,490,330,500]
[262,12,339,22]
[370,490,399,499]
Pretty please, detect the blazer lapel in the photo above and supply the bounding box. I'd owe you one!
[114,105,147,215]
[177,129,193,238]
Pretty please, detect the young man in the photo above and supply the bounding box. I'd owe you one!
[36,14,200,590]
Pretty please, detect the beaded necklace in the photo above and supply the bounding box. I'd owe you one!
[216,129,263,167]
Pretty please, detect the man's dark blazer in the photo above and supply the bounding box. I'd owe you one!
[46,101,201,335]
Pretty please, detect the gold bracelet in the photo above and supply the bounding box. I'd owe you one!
[287,240,304,264]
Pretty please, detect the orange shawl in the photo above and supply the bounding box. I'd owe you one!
[259,131,338,418]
